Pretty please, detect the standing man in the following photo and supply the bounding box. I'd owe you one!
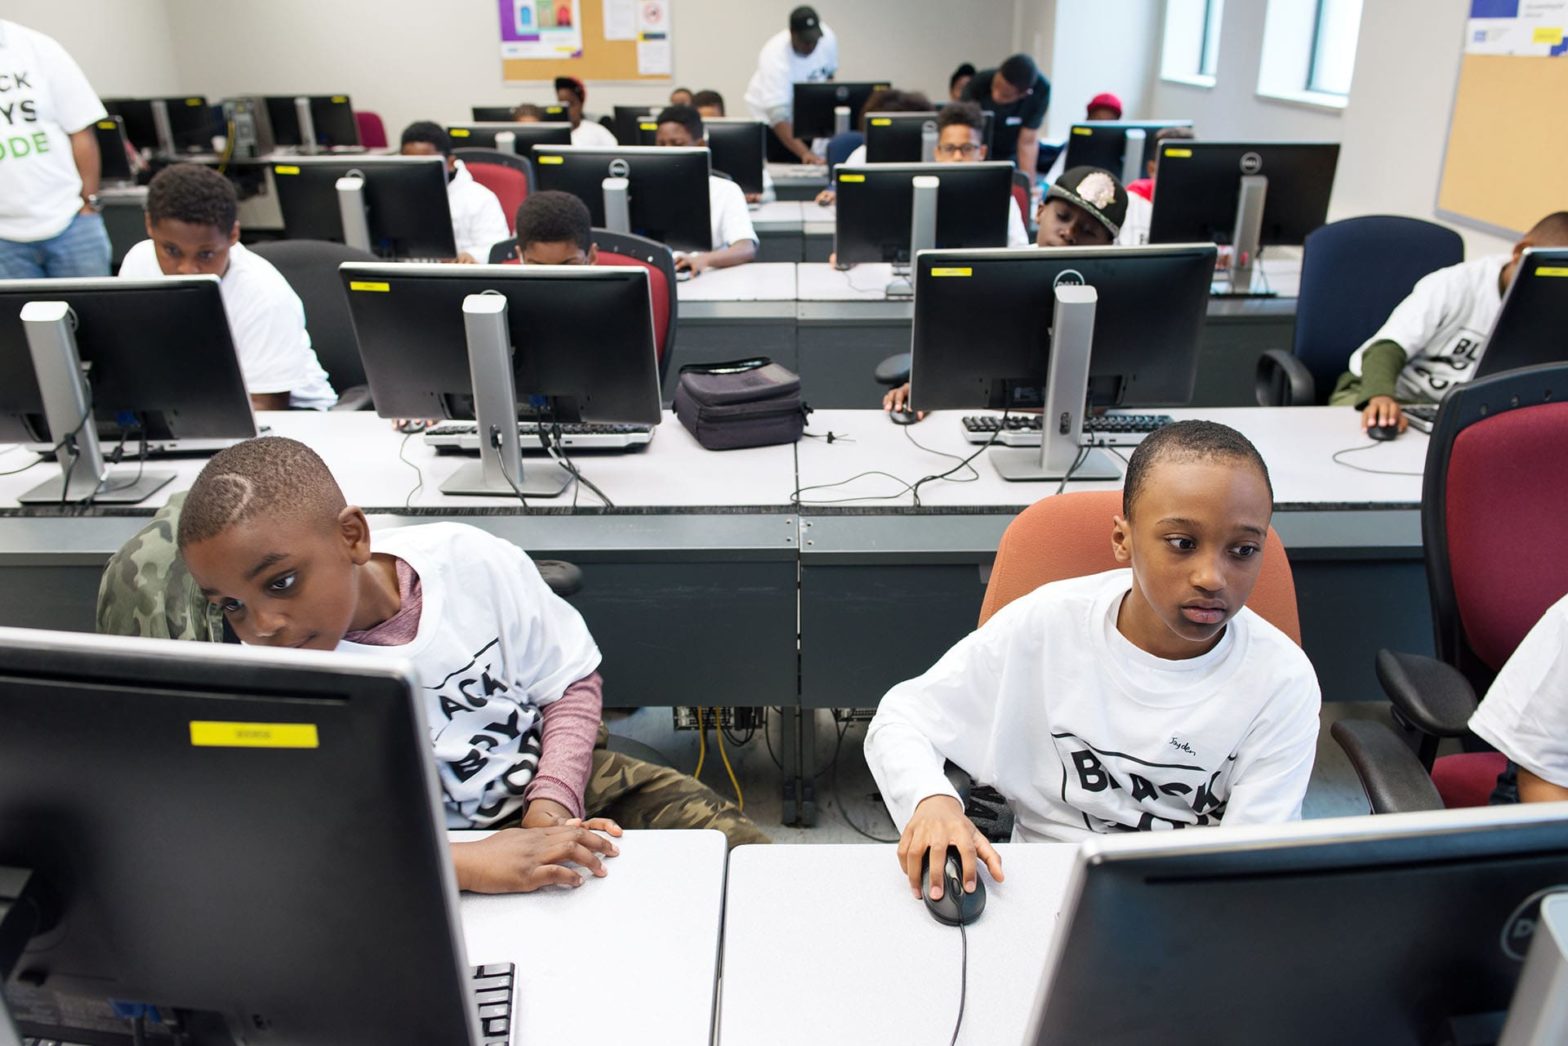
[963,53,1050,176]
[744,6,838,165]
[0,19,112,278]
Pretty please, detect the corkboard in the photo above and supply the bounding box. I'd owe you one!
[500,0,670,84]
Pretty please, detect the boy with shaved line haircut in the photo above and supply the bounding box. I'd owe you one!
[173,438,766,894]
[866,421,1320,903]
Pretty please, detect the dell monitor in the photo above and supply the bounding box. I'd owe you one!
[103,96,215,155]
[1062,119,1194,186]
[910,244,1215,481]
[1472,247,1568,380]
[473,103,570,123]
[92,116,135,184]
[0,277,255,504]
[271,154,457,259]
[792,81,891,140]
[703,119,767,197]
[1027,802,1568,1045]
[1148,140,1340,289]
[340,262,662,497]
[863,110,996,164]
[263,94,361,152]
[0,627,498,1046]
[447,121,572,159]
[612,105,659,145]
[532,144,713,253]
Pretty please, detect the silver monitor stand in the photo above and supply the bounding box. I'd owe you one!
[334,173,373,253]
[920,119,938,164]
[1120,127,1146,188]
[1222,172,1268,292]
[295,95,319,155]
[149,98,176,157]
[1500,892,1568,1045]
[886,175,938,299]
[602,176,631,235]
[495,130,517,155]
[833,104,850,137]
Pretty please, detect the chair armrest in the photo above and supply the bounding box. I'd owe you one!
[535,559,583,599]
[1254,349,1316,407]
[330,386,374,412]
[1375,650,1478,738]
[1330,719,1445,814]
[942,760,972,806]
[874,352,911,388]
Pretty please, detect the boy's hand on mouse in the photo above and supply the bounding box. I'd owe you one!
[897,794,1004,901]
[675,253,708,277]
[814,189,836,207]
[520,798,623,838]
[451,825,619,894]
[882,383,926,421]
[1361,396,1407,433]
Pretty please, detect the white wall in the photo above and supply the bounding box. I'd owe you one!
[5,0,181,97]
[1038,0,1160,138]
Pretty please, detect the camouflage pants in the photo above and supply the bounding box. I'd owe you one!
[583,725,770,848]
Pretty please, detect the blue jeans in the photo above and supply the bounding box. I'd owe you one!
[0,211,113,278]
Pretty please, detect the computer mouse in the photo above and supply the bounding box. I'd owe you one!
[921,846,985,926]
[888,408,918,426]
[1368,424,1400,442]
[675,268,694,282]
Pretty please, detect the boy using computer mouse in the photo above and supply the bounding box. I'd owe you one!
[865,421,1321,902]
[651,105,758,276]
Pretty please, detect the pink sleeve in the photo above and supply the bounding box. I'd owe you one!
[524,671,603,819]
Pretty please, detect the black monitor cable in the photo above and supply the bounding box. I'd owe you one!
[950,920,969,1046]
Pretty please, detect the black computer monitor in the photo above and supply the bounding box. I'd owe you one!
[702,119,766,196]
[910,244,1215,481]
[92,116,135,183]
[103,96,215,154]
[263,94,361,150]
[473,103,570,123]
[271,155,456,259]
[532,145,712,253]
[0,627,492,1045]
[1027,803,1568,1045]
[340,262,662,497]
[863,110,996,163]
[792,81,891,140]
[1474,247,1568,379]
[832,161,1014,267]
[612,105,658,145]
[1148,140,1339,251]
[0,277,255,503]
[1062,119,1193,182]
[447,121,572,159]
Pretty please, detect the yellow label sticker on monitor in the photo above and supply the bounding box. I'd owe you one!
[537,154,564,164]
[185,97,204,106]
[1072,126,1093,136]
[1532,26,1563,44]
[1164,147,1193,158]
[1536,267,1568,277]
[98,120,117,130]
[931,267,973,277]
[273,164,301,174]
[331,95,348,103]
[450,127,471,137]
[190,721,319,749]
[838,173,865,183]
[547,106,565,114]
[870,117,892,126]
[639,122,657,131]
[349,280,390,292]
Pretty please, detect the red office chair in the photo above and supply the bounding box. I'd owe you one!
[354,110,388,149]
[454,148,534,234]
[1333,364,1568,812]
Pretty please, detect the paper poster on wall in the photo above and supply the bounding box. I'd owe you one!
[603,0,637,40]
[499,0,585,60]
[634,0,671,73]
[1466,0,1568,55]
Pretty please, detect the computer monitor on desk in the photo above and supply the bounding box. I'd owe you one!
[271,155,456,259]
[1062,119,1193,186]
[703,119,767,197]
[447,121,571,159]
[1472,247,1568,379]
[92,116,135,184]
[864,110,995,163]
[0,628,498,1045]
[532,145,712,253]
[1027,803,1568,1046]
[1149,140,1339,292]
[263,94,361,152]
[792,81,891,139]
[0,277,255,505]
[340,262,662,497]
[473,103,570,123]
[910,244,1214,481]
[104,96,216,155]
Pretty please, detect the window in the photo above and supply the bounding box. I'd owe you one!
[1257,0,1362,108]
[1162,0,1225,87]
[1306,0,1363,96]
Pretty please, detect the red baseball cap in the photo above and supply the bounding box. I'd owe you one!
[1087,92,1123,118]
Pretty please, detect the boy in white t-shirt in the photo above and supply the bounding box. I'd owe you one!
[1468,591,1568,805]
[117,164,336,411]
[1331,211,1568,433]
[177,437,767,893]
[399,121,511,263]
[652,105,758,276]
[866,421,1321,901]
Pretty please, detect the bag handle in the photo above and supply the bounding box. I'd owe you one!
[678,356,773,376]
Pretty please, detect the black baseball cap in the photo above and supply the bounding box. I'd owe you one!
[790,6,821,33]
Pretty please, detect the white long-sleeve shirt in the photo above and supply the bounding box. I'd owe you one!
[865,569,1322,843]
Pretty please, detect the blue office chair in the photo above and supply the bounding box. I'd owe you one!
[1255,215,1464,406]
[825,131,864,169]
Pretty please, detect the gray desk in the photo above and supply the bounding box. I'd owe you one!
[766,161,829,202]
[749,201,807,263]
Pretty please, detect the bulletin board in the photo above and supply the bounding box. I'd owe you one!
[498,0,673,84]
[1437,3,1568,236]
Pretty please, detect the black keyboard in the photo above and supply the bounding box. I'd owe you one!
[424,420,654,452]
[1404,405,1437,433]
[960,413,1174,447]
[472,962,518,1045]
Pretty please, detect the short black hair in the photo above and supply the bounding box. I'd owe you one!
[1122,421,1273,518]
[655,104,704,142]
[692,89,725,114]
[937,101,984,133]
[858,88,933,131]
[513,103,545,121]
[950,63,977,91]
[554,76,586,103]
[671,86,693,99]
[998,54,1038,91]
[146,163,238,232]
[515,190,592,253]
[178,437,346,549]
[1527,211,1568,244]
[400,120,452,156]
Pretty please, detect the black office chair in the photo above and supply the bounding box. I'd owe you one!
[248,240,378,411]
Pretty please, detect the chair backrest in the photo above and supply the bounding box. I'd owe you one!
[354,110,388,149]
[1010,170,1033,236]
[592,228,678,385]
[247,239,378,397]
[457,153,534,235]
[1423,363,1568,692]
[1292,215,1465,403]
[826,131,864,169]
[979,490,1302,644]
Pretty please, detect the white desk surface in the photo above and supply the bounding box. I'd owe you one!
[676,262,798,302]
[796,407,1429,511]
[795,262,905,301]
[0,409,800,513]
[747,200,806,230]
[456,829,726,1046]
[717,843,1077,1045]
[766,161,830,183]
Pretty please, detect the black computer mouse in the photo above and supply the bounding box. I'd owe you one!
[921,846,986,926]
[888,408,919,426]
[1368,424,1400,442]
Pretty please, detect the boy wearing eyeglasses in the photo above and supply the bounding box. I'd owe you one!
[935,102,1029,247]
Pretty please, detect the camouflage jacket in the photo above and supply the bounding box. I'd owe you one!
[96,491,225,643]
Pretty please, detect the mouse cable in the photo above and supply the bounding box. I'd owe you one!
[398,430,426,508]
[950,920,969,1046]
[908,409,1009,507]
[1331,443,1423,477]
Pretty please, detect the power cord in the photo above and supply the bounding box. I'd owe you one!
[791,411,1008,508]
[691,707,745,813]
[829,715,900,843]
[1331,443,1423,477]
[398,430,425,507]
[1054,444,1092,496]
